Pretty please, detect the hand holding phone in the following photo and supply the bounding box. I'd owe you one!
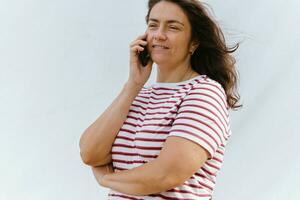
[138,39,150,67]
[127,33,153,87]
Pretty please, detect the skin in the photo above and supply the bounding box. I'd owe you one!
[127,1,200,87]
[90,1,210,196]
[146,1,200,83]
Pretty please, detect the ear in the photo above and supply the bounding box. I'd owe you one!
[190,40,199,52]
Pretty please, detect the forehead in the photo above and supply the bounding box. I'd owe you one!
[149,1,189,25]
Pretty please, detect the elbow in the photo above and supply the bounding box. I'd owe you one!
[80,150,93,165]
[79,134,91,164]
[79,148,101,166]
[79,131,112,166]
[79,149,112,167]
[79,135,97,166]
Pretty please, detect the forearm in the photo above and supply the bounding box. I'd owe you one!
[98,159,175,196]
[79,82,142,165]
[92,162,115,186]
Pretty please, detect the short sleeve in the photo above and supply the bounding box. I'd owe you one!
[167,80,230,159]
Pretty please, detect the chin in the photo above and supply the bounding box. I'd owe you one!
[151,55,171,66]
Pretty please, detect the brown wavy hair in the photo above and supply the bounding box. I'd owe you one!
[145,0,242,110]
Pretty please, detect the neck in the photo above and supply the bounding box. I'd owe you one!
[155,59,199,83]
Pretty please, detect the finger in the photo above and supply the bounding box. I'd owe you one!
[129,33,147,46]
[130,39,147,47]
[129,41,147,48]
[135,32,147,40]
[131,45,144,54]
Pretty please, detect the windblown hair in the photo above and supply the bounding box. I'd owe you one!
[145,0,242,110]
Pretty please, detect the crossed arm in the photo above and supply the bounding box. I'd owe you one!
[91,136,210,196]
[92,158,175,196]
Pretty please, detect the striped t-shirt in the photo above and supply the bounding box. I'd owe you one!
[108,74,231,200]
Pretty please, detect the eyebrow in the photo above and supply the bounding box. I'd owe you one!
[148,18,185,26]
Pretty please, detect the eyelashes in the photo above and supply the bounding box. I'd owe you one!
[148,24,179,30]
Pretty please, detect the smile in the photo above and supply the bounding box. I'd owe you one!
[152,45,169,49]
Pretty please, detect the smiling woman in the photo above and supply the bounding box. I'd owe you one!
[79,0,242,199]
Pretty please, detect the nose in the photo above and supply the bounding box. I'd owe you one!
[152,27,167,41]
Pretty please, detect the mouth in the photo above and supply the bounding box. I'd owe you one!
[152,44,169,49]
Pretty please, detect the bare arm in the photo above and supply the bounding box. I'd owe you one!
[79,82,142,166]
[79,32,153,167]
[96,159,176,196]
[92,162,114,186]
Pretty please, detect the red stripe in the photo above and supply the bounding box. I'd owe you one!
[112,143,135,148]
[216,149,224,155]
[201,166,216,177]
[135,137,166,142]
[116,135,134,141]
[194,172,216,184]
[144,116,175,121]
[192,86,227,109]
[151,86,180,91]
[112,158,146,164]
[119,128,136,134]
[177,109,226,140]
[123,121,138,128]
[195,78,226,97]
[172,122,220,147]
[151,91,176,96]
[173,116,223,144]
[170,128,215,154]
[111,151,158,159]
[164,188,211,198]
[123,121,173,128]
[126,115,140,121]
[133,99,148,107]
[126,115,174,124]
[135,129,169,135]
[212,156,222,163]
[147,95,170,101]
[109,77,228,199]
[108,193,143,200]
[114,166,128,170]
[140,122,172,127]
[113,143,162,150]
[179,105,228,136]
[189,91,228,117]
[206,162,221,170]
[182,182,205,190]
[197,181,214,191]
[128,109,145,116]
[131,103,147,111]
[185,98,228,123]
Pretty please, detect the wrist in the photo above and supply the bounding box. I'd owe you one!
[124,81,143,92]
[99,173,109,187]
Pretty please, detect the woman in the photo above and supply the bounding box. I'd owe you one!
[79,0,241,199]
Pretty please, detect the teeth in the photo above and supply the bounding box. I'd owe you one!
[153,45,168,49]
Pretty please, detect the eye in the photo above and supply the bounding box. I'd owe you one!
[169,26,178,30]
[148,24,157,27]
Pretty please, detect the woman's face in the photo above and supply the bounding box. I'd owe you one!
[146,1,197,66]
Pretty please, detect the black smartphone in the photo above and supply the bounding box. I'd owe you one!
[138,39,150,67]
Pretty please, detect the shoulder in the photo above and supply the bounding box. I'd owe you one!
[188,76,228,110]
[193,76,225,94]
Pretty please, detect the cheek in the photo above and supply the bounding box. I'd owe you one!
[146,31,155,41]
[173,39,189,54]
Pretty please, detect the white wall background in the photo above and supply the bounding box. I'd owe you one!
[0,0,299,199]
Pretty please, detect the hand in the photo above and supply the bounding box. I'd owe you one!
[91,162,114,187]
[127,32,153,87]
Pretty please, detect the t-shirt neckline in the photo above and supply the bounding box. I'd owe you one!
[151,74,206,87]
